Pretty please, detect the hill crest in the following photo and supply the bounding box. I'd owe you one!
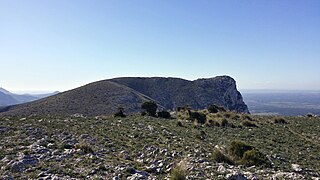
[0,76,249,116]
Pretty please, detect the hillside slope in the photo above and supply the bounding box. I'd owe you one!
[0,81,154,117]
[0,113,319,179]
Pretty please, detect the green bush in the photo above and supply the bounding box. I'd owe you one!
[177,121,183,127]
[114,107,126,118]
[157,110,171,119]
[75,143,94,154]
[228,140,253,160]
[241,120,257,127]
[141,101,157,117]
[242,114,253,121]
[273,117,287,124]
[211,149,234,165]
[221,119,229,127]
[170,163,187,180]
[207,105,219,113]
[240,149,270,167]
[188,111,206,124]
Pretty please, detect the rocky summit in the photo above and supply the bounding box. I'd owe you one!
[0,76,249,117]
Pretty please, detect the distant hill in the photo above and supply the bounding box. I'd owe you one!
[0,91,18,106]
[0,81,154,116]
[0,76,249,117]
[0,87,13,95]
[0,87,58,107]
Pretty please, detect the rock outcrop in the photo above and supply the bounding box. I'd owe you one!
[111,76,249,113]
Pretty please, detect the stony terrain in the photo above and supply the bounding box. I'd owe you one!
[0,112,319,179]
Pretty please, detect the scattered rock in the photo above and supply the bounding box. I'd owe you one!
[227,172,248,180]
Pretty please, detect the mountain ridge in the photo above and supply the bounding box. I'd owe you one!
[0,76,249,116]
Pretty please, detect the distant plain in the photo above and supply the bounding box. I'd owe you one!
[242,90,320,116]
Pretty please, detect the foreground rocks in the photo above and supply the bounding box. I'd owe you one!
[0,115,319,179]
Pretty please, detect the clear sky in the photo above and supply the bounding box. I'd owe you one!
[1,0,319,92]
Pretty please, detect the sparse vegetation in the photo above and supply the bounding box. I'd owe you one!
[0,114,319,178]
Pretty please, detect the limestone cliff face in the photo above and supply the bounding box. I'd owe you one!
[111,76,249,113]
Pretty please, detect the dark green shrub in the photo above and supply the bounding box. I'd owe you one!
[207,119,220,127]
[141,101,157,117]
[207,105,219,113]
[221,119,229,127]
[211,149,234,165]
[273,117,287,124]
[224,112,233,118]
[242,114,253,121]
[240,149,270,167]
[306,113,315,118]
[232,114,241,120]
[241,120,257,127]
[228,140,253,160]
[157,110,171,119]
[188,110,206,124]
[214,121,221,127]
[76,143,94,154]
[61,144,74,149]
[114,107,126,118]
[177,121,183,127]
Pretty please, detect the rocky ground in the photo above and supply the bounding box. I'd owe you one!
[0,113,319,179]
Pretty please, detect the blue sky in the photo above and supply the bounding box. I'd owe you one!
[0,0,319,92]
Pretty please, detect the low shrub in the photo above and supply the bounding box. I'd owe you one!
[228,140,253,160]
[188,111,206,124]
[211,149,234,165]
[170,161,187,180]
[221,119,229,127]
[207,104,225,113]
[306,113,315,118]
[114,107,126,118]
[75,143,94,154]
[177,121,183,127]
[240,149,270,167]
[242,114,253,121]
[273,117,287,124]
[157,110,171,119]
[141,101,157,117]
[241,120,257,127]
